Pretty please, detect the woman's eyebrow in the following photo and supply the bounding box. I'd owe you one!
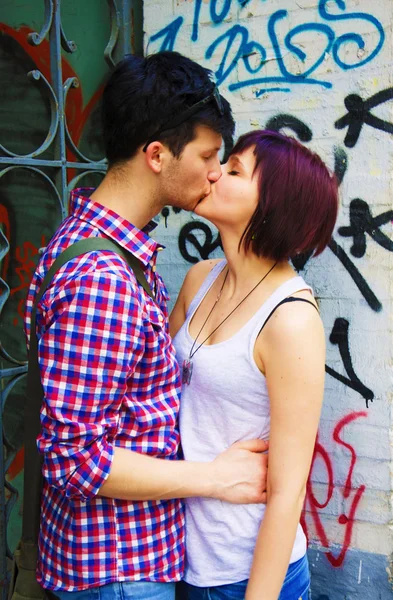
[228,155,245,169]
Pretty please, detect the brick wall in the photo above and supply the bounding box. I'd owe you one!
[144,1,393,597]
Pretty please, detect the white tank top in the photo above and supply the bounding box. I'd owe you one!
[173,260,312,587]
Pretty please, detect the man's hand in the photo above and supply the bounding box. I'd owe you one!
[209,439,269,504]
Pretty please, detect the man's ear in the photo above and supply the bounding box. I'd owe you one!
[144,141,167,174]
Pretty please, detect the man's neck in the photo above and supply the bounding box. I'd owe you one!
[90,167,162,230]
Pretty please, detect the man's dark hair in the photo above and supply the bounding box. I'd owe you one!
[102,51,234,167]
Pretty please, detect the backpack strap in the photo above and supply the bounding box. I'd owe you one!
[22,237,154,543]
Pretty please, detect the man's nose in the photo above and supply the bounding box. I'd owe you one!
[208,158,222,182]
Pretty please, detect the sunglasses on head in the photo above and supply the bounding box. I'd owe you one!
[142,86,224,152]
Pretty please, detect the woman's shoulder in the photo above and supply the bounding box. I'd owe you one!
[261,284,323,349]
[182,259,224,307]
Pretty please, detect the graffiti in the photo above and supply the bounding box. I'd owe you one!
[328,237,382,312]
[150,1,385,95]
[178,221,222,264]
[10,239,46,326]
[338,199,393,258]
[302,411,368,567]
[335,88,393,148]
[325,318,374,408]
[149,16,184,52]
[333,146,348,186]
[265,114,313,142]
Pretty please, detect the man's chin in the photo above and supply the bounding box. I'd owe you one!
[193,195,210,214]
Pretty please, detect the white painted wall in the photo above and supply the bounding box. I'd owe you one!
[144,0,393,592]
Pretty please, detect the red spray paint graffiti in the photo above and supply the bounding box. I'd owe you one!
[301,411,368,567]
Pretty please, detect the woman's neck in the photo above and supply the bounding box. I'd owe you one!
[219,230,292,299]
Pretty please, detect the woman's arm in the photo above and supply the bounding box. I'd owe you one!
[246,300,325,600]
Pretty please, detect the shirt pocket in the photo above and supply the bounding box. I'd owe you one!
[144,299,166,332]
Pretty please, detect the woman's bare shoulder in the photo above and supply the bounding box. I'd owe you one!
[182,259,223,304]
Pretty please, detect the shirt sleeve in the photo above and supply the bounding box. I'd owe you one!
[36,269,145,501]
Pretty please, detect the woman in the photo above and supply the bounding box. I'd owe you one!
[170,130,338,600]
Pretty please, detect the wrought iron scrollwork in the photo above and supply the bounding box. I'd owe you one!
[0,70,59,159]
[0,1,140,597]
[105,0,121,68]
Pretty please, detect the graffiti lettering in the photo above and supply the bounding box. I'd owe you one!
[151,1,385,95]
[302,411,368,568]
[338,199,393,258]
[149,16,184,52]
[335,88,393,148]
[328,237,382,312]
[325,318,374,408]
[265,114,313,142]
[178,221,222,264]
[206,24,266,87]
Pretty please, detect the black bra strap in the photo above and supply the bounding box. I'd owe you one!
[259,297,318,333]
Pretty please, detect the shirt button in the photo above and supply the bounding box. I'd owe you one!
[152,265,156,273]
[158,314,163,322]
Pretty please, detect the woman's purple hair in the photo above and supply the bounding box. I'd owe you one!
[232,130,338,261]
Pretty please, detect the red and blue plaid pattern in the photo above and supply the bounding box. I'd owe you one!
[24,189,184,591]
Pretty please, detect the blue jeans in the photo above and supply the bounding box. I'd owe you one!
[55,581,176,600]
[180,554,310,600]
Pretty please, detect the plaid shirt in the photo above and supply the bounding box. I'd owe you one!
[24,189,184,591]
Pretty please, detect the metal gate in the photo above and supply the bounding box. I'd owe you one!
[0,1,142,596]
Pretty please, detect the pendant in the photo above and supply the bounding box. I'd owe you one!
[182,358,193,385]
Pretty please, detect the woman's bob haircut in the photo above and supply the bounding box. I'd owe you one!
[233,130,339,262]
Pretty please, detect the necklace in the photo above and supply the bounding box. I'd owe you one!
[182,261,277,385]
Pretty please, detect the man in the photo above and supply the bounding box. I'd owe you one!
[25,51,268,600]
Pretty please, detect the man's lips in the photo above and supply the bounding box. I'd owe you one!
[193,192,209,211]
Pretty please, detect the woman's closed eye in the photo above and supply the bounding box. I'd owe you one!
[227,170,239,176]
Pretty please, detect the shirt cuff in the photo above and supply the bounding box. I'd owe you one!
[62,438,114,502]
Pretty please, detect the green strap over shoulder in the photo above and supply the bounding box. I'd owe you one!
[22,237,154,543]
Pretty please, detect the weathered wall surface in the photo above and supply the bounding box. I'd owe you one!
[144,1,393,598]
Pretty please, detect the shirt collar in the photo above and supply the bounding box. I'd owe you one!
[69,188,163,266]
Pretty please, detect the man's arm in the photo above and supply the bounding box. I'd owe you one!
[99,439,268,503]
[38,267,268,504]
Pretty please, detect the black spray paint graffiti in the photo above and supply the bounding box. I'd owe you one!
[325,318,374,408]
[161,206,182,227]
[327,237,382,313]
[178,221,222,263]
[338,199,393,258]
[265,114,313,142]
[335,88,393,148]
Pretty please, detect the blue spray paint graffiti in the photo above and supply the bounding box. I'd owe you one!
[148,0,385,96]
